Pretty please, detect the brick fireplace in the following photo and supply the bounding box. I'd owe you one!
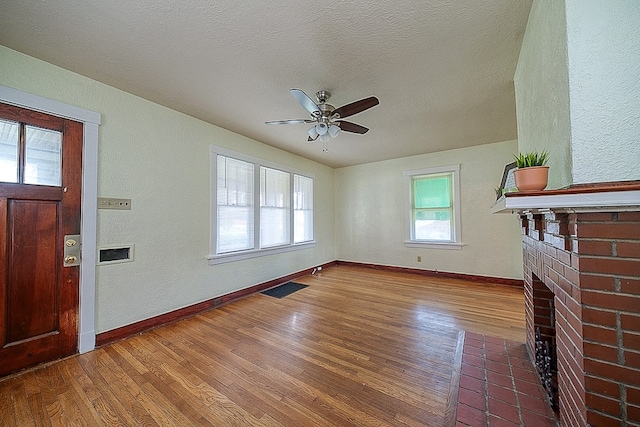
[494,182,640,426]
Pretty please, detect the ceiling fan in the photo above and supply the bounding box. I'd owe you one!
[266,89,379,152]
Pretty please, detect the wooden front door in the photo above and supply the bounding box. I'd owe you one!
[0,102,83,376]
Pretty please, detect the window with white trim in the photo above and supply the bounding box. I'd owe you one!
[210,146,314,263]
[405,165,462,249]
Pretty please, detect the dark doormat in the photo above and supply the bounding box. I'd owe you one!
[261,282,308,298]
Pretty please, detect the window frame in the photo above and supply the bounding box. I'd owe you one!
[404,164,462,250]
[208,145,315,265]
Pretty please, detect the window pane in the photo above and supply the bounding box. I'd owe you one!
[0,119,19,183]
[218,206,255,253]
[217,155,254,253]
[24,125,62,186]
[260,167,290,247]
[294,174,313,243]
[414,209,452,240]
[261,206,289,247]
[413,175,451,208]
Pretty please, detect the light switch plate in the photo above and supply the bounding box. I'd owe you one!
[98,197,131,210]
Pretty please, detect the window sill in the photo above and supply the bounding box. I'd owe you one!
[207,241,316,265]
[404,241,463,250]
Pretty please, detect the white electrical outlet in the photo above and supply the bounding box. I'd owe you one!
[98,197,131,210]
[417,256,422,262]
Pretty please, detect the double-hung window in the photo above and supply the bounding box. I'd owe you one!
[405,164,461,249]
[210,146,314,263]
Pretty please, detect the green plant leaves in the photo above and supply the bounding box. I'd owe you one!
[514,150,549,168]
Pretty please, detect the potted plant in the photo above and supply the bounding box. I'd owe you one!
[513,150,549,191]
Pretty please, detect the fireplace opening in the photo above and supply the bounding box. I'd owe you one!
[532,274,558,410]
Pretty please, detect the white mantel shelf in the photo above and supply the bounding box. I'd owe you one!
[491,182,640,214]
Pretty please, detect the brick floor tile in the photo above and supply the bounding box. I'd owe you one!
[488,383,517,405]
[458,387,487,411]
[518,392,556,418]
[488,414,520,427]
[486,358,510,374]
[514,378,545,399]
[465,331,485,342]
[506,341,527,355]
[487,370,513,389]
[459,374,485,393]
[508,355,533,370]
[521,408,558,426]
[462,352,485,368]
[462,348,484,360]
[461,362,485,381]
[488,397,521,424]
[485,335,505,344]
[517,391,548,413]
[511,366,539,383]
[456,402,487,426]
[486,351,510,364]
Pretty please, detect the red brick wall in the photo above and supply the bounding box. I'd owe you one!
[522,211,640,426]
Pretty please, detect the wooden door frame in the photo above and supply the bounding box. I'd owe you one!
[0,84,101,354]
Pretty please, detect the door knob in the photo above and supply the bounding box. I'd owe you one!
[64,255,78,264]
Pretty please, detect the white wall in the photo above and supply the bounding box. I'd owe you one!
[516,0,640,187]
[565,0,640,184]
[335,140,524,280]
[514,0,572,189]
[0,46,335,333]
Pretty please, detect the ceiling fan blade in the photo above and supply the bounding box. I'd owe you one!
[337,121,369,134]
[265,119,314,125]
[332,96,379,119]
[290,89,321,117]
[307,134,319,142]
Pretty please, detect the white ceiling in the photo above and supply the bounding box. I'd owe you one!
[0,0,532,168]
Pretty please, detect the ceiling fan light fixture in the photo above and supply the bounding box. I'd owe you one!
[307,126,318,139]
[328,124,340,138]
[319,133,329,143]
[316,122,328,135]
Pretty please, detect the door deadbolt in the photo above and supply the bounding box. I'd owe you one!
[63,234,81,267]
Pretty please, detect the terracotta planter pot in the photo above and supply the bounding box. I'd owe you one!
[513,166,549,191]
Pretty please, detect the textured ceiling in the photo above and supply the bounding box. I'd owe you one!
[0,0,532,168]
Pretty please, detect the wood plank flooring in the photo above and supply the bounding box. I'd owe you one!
[0,264,525,426]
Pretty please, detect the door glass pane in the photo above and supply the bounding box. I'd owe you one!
[0,119,19,183]
[25,125,62,186]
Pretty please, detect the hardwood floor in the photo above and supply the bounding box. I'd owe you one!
[0,264,525,426]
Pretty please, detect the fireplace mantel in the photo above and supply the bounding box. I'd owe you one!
[491,181,640,214]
